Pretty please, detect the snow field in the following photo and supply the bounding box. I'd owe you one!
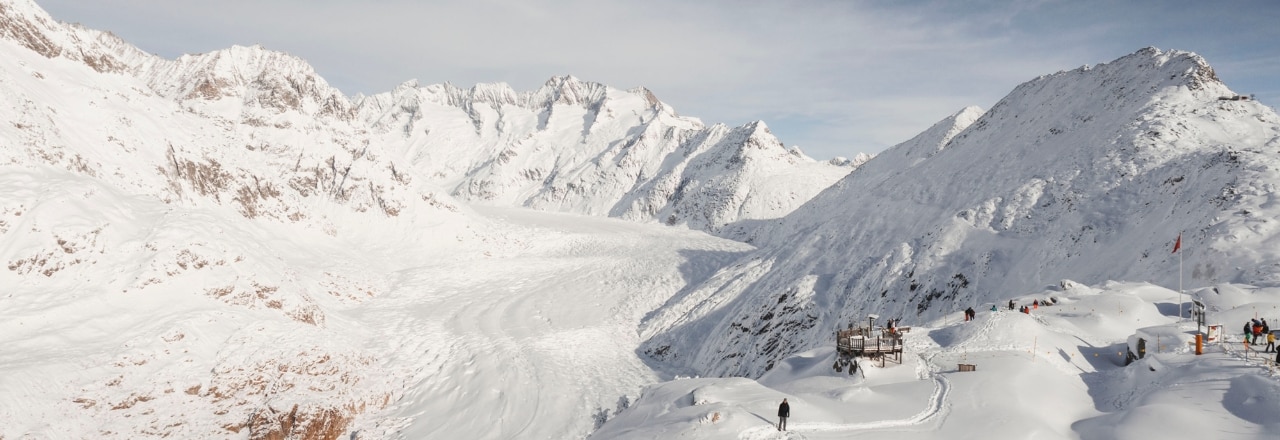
[597,281,1280,439]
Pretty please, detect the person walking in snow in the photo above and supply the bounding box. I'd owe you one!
[777,398,790,431]
[1266,331,1276,353]
[1008,299,1015,310]
[964,307,975,321]
[1244,321,1254,345]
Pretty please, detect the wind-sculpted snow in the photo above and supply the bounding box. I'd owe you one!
[641,47,1280,378]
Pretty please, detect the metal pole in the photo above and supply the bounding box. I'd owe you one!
[1180,232,1184,322]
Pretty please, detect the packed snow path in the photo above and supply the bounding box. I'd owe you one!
[737,369,951,440]
[714,307,1148,440]
[348,207,754,438]
[730,311,1063,440]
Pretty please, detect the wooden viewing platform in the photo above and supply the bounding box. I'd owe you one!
[833,324,906,371]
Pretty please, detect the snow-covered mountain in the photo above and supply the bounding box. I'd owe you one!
[9,0,1280,438]
[640,47,1280,377]
[0,0,853,437]
[2,0,849,235]
[356,75,855,234]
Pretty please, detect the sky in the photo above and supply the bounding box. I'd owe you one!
[37,0,1280,160]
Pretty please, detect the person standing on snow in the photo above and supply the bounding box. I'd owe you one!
[777,398,790,431]
[1266,331,1276,353]
[1244,321,1254,345]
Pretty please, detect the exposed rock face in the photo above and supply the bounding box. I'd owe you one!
[640,47,1280,378]
[247,404,352,440]
[0,0,150,73]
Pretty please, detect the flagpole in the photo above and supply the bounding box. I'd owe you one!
[1172,231,1182,321]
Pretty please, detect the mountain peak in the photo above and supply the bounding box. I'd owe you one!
[140,42,353,120]
[534,74,607,107]
[1112,46,1219,90]
[543,74,582,87]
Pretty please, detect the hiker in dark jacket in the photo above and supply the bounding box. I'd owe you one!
[777,398,790,431]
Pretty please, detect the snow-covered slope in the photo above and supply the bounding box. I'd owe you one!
[11,0,1280,438]
[0,1,505,437]
[599,281,1280,439]
[640,47,1280,377]
[0,0,850,436]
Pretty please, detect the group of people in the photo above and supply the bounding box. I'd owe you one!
[1244,318,1276,352]
[960,298,1059,320]
[1007,298,1056,314]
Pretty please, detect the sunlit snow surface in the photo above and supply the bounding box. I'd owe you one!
[5,173,1280,439]
[597,282,1280,440]
[4,0,1280,438]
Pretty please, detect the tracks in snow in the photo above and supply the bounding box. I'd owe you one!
[737,353,953,439]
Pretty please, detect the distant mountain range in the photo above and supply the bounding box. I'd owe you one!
[0,0,857,236]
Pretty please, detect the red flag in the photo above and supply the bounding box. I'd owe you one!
[1172,233,1181,253]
